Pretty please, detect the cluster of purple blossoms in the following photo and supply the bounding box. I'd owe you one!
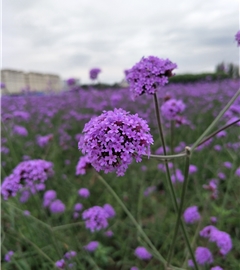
[235,30,240,46]
[134,246,152,260]
[171,168,184,184]
[211,266,223,270]
[49,199,65,214]
[76,155,92,175]
[4,250,14,262]
[73,203,83,219]
[66,78,76,86]
[13,125,28,136]
[1,159,54,200]
[36,134,53,148]
[161,98,186,121]
[55,250,77,269]
[79,108,154,176]
[43,190,56,207]
[183,205,201,224]
[82,204,115,232]
[125,56,177,99]
[84,241,99,252]
[200,225,232,256]
[203,179,219,200]
[193,247,213,265]
[78,188,90,198]
[89,68,101,80]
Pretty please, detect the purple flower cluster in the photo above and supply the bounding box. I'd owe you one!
[66,78,76,86]
[235,30,240,46]
[84,241,99,252]
[200,225,232,255]
[76,155,92,175]
[82,205,115,232]
[1,159,54,200]
[13,125,28,136]
[125,56,177,99]
[183,205,201,224]
[78,188,90,198]
[89,68,101,80]
[161,98,186,121]
[49,199,65,214]
[4,250,14,262]
[79,108,153,176]
[134,246,152,260]
[36,134,53,147]
[203,179,219,199]
[195,247,213,265]
[55,250,77,269]
[43,190,57,207]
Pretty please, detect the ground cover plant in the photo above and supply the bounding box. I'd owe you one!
[1,51,240,269]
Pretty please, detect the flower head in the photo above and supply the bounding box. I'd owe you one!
[235,30,240,46]
[161,98,186,121]
[183,206,201,224]
[64,250,77,260]
[134,246,152,260]
[76,155,92,175]
[195,247,213,265]
[78,188,90,198]
[79,108,153,176]
[55,259,66,269]
[4,251,14,262]
[82,206,109,232]
[74,203,83,212]
[125,56,177,99]
[1,159,54,200]
[90,68,101,80]
[103,204,116,218]
[84,241,99,252]
[49,199,66,214]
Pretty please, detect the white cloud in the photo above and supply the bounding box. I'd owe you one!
[2,0,239,83]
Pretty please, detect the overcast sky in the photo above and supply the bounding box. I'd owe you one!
[2,0,239,84]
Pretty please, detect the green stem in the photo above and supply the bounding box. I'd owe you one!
[97,174,167,266]
[52,222,85,231]
[167,147,198,268]
[153,93,199,270]
[191,89,240,151]
[142,153,186,160]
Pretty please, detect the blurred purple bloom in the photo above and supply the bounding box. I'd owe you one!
[36,134,53,147]
[76,155,91,175]
[1,146,9,154]
[55,259,66,269]
[73,212,79,219]
[143,186,156,196]
[49,199,65,214]
[171,168,184,184]
[4,251,14,262]
[131,267,139,270]
[23,210,31,216]
[195,247,213,265]
[188,259,194,268]
[214,145,222,151]
[79,108,153,176]
[218,172,226,180]
[211,266,223,270]
[104,230,114,237]
[125,56,177,99]
[161,98,186,121]
[13,125,28,136]
[19,190,31,203]
[64,250,77,260]
[235,167,240,177]
[183,206,201,224]
[189,164,198,174]
[43,190,57,208]
[223,161,232,169]
[66,78,76,86]
[209,230,232,255]
[235,30,240,46]
[1,159,54,200]
[155,146,170,155]
[78,188,90,198]
[103,204,116,218]
[89,68,101,80]
[134,246,152,260]
[141,165,147,171]
[74,203,83,212]
[82,206,109,232]
[210,216,217,224]
[84,241,99,252]
[216,130,227,138]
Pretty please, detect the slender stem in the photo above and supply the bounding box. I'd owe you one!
[191,89,240,151]
[97,174,167,265]
[142,153,186,160]
[193,118,240,149]
[167,147,198,267]
[52,222,84,231]
[170,120,175,155]
[153,93,199,270]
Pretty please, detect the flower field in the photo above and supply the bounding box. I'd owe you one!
[1,78,240,270]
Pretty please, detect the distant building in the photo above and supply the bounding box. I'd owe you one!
[1,69,62,94]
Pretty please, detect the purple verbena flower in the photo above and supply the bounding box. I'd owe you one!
[131,267,139,270]
[195,247,213,265]
[49,199,65,214]
[84,241,99,252]
[211,266,223,270]
[4,251,14,262]
[76,155,92,175]
[64,250,77,260]
[13,125,28,136]
[66,78,76,86]
[1,159,54,200]
[171,168,184,184]
[104,230,114,237]
[103,204,116,218]
[36,134,53,148]
[89,68,101,80]
[79,108,153,176]
[78,188,90,198]
[82,206,109,232]
[74,203,83,212]
[125,56,177,99]
[134,246,152,260]
[55,259,66,269]
[235,30,240,46]
[189,164,198,174]
[235,167,240,177]
[161,98,186,121]
[183,206,201,224]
